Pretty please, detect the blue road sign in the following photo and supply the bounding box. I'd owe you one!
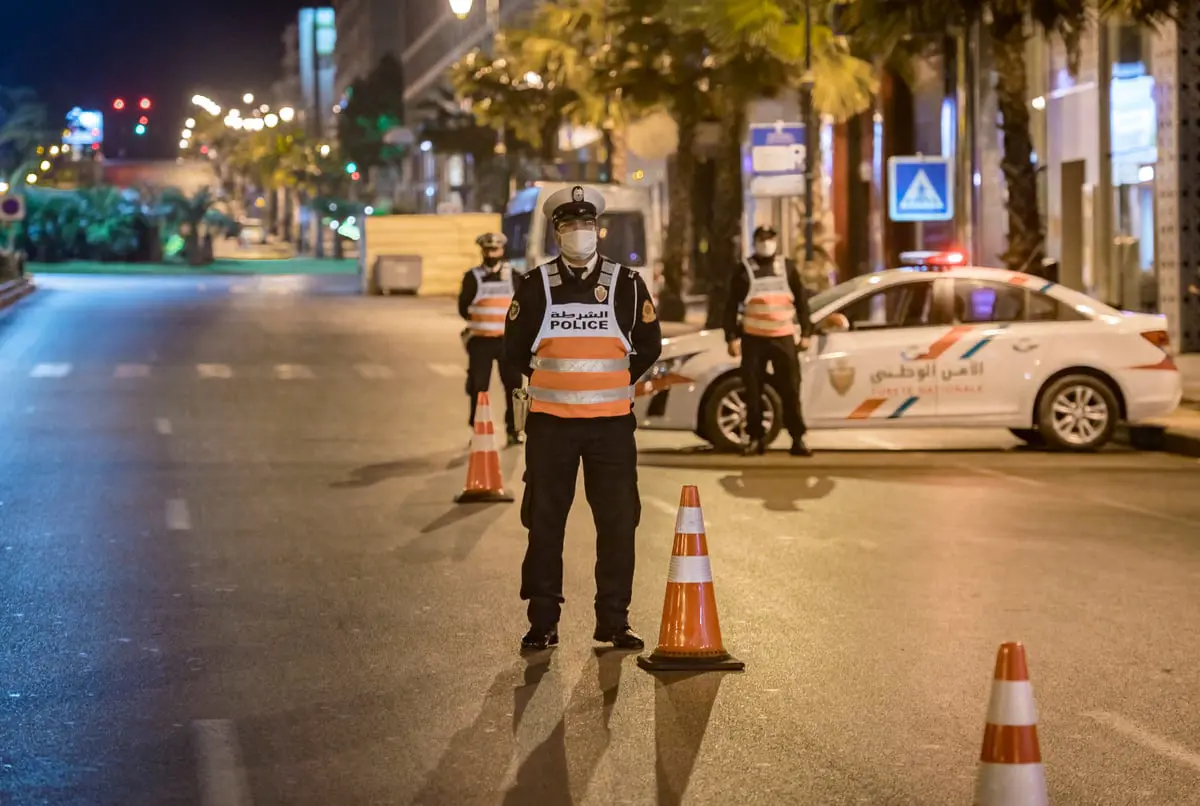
[888,156,953,222]
[748,122,806,197]
[0,194,25,222]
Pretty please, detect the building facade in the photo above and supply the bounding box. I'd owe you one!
[332,0,405,104]
[274,9,338,139]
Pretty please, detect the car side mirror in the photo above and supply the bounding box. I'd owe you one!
[817,313,850,334]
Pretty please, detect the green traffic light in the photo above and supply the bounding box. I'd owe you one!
[345,162,357,174]
[135,124,147,135]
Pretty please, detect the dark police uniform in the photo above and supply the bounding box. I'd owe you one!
[504,185,662,651]
[458,248,523,442]
[723,234,814,455]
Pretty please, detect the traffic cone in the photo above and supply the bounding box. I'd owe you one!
[454,392,514,504]
[974,642,1048,806]
[637,485,744,672]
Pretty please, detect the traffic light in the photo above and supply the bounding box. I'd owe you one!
[135,123,147,136]
[138,116,149,125]
[345,162,358,174]
[113,98,126,111]
[351,171,361,181]
[139,97,152,110]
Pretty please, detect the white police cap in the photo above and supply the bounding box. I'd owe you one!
[542,184,607,225]
[476,232,507,249]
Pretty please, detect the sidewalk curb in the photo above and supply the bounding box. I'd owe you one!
[0,277,34,311]
[1116,423,1200,458]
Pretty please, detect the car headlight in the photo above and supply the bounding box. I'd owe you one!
[640,354,697,383]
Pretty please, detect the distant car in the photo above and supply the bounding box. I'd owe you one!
[633,265,1183,452]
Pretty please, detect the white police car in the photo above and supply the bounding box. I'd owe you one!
[633,264,1183,452]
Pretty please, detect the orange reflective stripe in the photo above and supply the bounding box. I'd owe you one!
[536,336,627,360]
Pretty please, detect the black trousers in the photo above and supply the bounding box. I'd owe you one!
[741,334,807,441]
[520,413,640,630]
[466,337,521,434]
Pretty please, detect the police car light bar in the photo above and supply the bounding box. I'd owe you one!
[898,250,965,269]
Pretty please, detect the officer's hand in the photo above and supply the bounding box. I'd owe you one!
[798,337,811,351]
[727,339,741,358]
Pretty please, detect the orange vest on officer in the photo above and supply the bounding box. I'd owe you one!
[742,256,796,338]
[467,265,514,338]
[526,259,633,418]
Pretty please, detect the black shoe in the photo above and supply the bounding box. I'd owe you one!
[593,626,645,650]
[506,431,524,447]
[521,626,559,652]
[789,438,813,457]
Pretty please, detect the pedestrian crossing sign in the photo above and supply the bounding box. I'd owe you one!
[888,156,953,222]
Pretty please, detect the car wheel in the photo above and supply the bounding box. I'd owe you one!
[1036,374,1118,452]
[1008,428,1046,447]
[700,375,783,453]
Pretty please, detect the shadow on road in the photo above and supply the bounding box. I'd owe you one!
[329,450,462,489]
[718,470,836,512]
[502,649,626,805]
[654,671,725,806]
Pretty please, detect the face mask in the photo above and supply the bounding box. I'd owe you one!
[482,255,501,268]
[754,239,778,258]
[559,230,597,264]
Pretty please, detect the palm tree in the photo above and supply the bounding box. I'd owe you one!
[842,0,1174,274]
[163,187,219,266]
[667,0,877,324]
[0,87,46,177]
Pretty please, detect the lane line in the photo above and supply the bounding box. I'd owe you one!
[1086,711,1200,773]
[429,362,463,378]
[355,363,395,379]
[274,364,315,380]
[197,364,233,379]
[193,719,254,806]
[957,464,1045,488]
[155,417,173,435]
[114,363,151,378]
[30,363,72,378]
[166,499,192,531]
[643,496,678,518]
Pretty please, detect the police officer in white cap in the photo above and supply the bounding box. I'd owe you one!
[503,185,662,652]
[458,232,523,445]
[724,224,814,457]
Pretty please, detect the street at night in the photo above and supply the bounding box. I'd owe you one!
[2,277,1198,805]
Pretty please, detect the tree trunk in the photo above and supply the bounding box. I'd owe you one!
[704,103,746,330]
[990,14,1045,275]
[791,117,837,291]
[539,117,560,178]
[659,111,697,323]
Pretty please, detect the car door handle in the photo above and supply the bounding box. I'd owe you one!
[1012,339,1039,352]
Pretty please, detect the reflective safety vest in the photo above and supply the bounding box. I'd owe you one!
[467,264,514,338]
[742,257,796,338]
[527,260,633,419]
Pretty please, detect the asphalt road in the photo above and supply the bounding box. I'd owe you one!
[2,274,1199,806]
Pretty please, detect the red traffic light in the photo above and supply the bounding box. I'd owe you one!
[351,171,361,181]
[113,98,126,110]
[139,97,152,110]
[138,116,149,125]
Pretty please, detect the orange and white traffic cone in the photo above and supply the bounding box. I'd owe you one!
[974,642,1048,806]
[454,392,514,504]
[637,485,744,672]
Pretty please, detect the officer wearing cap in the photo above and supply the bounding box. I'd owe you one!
[724,224,814,457]
[458,232,523,445]
[503,184,662,652]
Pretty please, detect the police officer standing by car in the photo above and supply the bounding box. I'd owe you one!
[724,225,814,457]
[504,185,662,652]
[458,232,524,446]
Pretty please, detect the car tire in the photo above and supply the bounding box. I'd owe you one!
[1008,428,1046,448]
[1035,374,1119,452]
[700,374,783,453]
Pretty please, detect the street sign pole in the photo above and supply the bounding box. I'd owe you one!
[801,0,815,266]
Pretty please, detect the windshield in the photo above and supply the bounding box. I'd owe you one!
[543,211,648,267]
[501,212,533,261]
[809,274,878,312]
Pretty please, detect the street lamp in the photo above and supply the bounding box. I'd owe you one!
[243,92,255,104]
[265,114,279,128]
[800,0,816,268]
[279,106,295,122]
[185,117,196,128]
[448,0,473,18]
[179,139,189,149]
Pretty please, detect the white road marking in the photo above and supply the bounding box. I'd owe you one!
[30,363,71,378]
[193,719,253,806]
[355,363,395,379]
[166,499,192,531]
[197,364,233,379]
[1087,712,1200,773]
[855,433,900,450]
[957,464,1045,488]
[114,363,151,378]
[643,496,678,518]
[429,362,463,378]
[155,417,173,435]
[274,364,315,380]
